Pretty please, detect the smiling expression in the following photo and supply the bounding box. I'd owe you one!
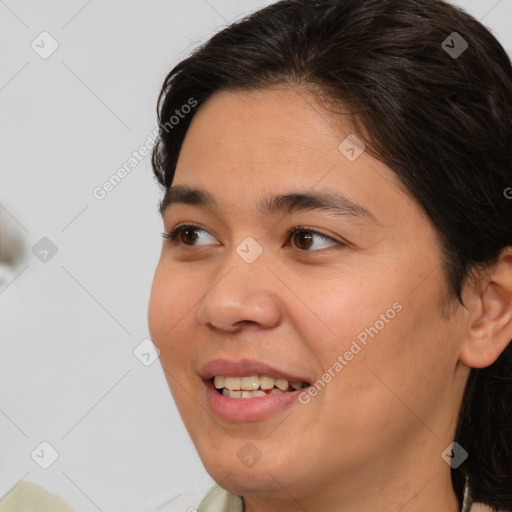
[148,85,469,505]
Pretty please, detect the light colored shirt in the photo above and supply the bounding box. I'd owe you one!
[0,481,73,512]
[197,485,243,512]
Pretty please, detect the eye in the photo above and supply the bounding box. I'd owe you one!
[288,226,340,251]
[163,223,217,246]
[163,223,342,252]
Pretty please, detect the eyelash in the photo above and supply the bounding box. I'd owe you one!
[162,223,344,251]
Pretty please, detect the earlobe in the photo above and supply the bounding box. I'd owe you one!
[459,247,512,369]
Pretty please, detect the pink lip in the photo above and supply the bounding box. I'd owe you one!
[200,358,312,422]
[204,378,307,422]
[199,358,311,384]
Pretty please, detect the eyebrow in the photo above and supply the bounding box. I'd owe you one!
[159,185,379,224]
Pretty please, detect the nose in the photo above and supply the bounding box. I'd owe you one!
[195,251,282,333]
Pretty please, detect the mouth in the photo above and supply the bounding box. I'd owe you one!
[200,359,313,421]
[211,375,310,398]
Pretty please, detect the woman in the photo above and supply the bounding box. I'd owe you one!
[148,0,512,510]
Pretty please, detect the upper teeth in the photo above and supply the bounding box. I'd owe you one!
[214,375,304,391]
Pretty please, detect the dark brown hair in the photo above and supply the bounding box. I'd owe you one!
[151,0,512,508]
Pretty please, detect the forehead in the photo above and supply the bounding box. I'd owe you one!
[170,85,411,224]
[178,86,348,173]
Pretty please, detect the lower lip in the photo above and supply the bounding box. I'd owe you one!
[204,379,307,422]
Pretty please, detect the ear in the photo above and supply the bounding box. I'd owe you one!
[459,247,512,368]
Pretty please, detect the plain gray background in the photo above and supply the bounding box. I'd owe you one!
[1,1,511,511]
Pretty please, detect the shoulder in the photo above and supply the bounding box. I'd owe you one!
[0,481,73,512]
[197,485,243,512]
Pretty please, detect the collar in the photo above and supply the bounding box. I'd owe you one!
[461,476,473,512]
[197,485,243,512]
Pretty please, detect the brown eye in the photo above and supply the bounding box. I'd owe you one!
[163,224,216,246]
[291,230,314,250]
[288,227,339,251]
[179,227,200,245]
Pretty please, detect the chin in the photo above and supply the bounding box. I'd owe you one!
[200,446,310,497]
[209,468,287,496]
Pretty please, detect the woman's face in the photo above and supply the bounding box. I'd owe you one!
[148,86,469,504]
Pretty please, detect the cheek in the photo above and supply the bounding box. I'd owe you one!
[295,275,393,362]
[148,264,194,374]
[148,262,199,340]
[148,267,172,349]
[321,281,457,435]
[148,268,201,421]
[306,265,454,397]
